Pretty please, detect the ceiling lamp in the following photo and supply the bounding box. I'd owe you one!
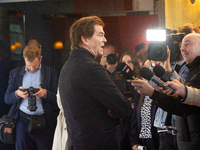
[11,44,16,50]
[54,41,63,49]
[15,41,21,48]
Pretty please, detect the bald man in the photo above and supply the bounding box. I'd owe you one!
[26,38,41,48]
[130,33,200,150]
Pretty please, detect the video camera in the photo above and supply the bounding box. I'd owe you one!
[22,87,39,111]
[146,29,185,62]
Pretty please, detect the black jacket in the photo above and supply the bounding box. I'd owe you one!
[151,56,200,150]
[59,48,132,150]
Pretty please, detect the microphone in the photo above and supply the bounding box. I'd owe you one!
[116,62,135,80]
[153,65,173,82]
[139,67,174,93]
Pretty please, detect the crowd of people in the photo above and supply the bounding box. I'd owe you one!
[1,15,200,150]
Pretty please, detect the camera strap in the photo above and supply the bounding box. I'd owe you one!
[40,65,51,89]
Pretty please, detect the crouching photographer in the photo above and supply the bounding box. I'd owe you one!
[5,45,58,150]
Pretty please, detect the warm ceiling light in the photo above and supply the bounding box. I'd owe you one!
[15,41,21,48]
[54,41,63,49]
[11,44,16,50]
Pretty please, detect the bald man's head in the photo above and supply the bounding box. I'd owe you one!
[181,33,200,64]
[26,39,40,48]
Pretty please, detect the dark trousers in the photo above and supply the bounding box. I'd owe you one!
[140,138,158,150]
[120,132,132,150]
[15,115,53,150]
[0,141,15,150]
[159,132,178,150]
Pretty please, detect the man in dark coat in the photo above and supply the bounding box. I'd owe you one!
[4,46,58,150]
[59,16,132,150]
[130,33,200,150]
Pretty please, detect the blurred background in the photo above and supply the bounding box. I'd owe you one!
[0,0,199,74]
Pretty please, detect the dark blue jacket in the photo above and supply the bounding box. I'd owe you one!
[0,57,14,117]
[4,65,58,128]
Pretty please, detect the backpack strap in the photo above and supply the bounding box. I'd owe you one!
[46,66,51,89]
[41,65,51,89]
[8,102,18,124]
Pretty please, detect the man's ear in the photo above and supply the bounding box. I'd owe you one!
[116,52,119,58]
[81,36,88,45]
[40,56,42,62]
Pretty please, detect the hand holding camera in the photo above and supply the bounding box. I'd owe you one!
[18,86,46,111]
[21,87,39,111]
[33,86,47,98]
[16,86,28,99]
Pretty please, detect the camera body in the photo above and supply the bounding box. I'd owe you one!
[22,87,39,111]
[146,29,185,62]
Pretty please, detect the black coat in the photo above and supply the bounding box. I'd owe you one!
[151,56,200,150]
[59,48,132,150]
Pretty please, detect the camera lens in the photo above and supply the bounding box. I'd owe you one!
[147,42,167,61]
[107,54,118,64]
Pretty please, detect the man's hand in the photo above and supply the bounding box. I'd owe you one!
[128,79,154,97]
[132,144,142,150]
[107,110,116,119]
[161,79,186,97]
[162,47,173,72]
[143,59,152,68]
[16,86,28,99]
[100,55,107,67]
[33,87,47,98]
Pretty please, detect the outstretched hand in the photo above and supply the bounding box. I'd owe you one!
[128,78,154,97]
[161,79,186,97]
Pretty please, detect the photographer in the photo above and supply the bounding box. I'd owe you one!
[100,43,118,79]
[144,23,199,150]
[130,33,200,150]
[4,45,58,150]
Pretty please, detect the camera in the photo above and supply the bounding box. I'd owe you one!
[107,53,118,64]
[146,29,185,62]
[22,87,39,111]
[138,146,147,150]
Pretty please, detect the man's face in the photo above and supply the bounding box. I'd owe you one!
[181,34,200,64]
[87,25,107,57]
[25,56,42,73]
